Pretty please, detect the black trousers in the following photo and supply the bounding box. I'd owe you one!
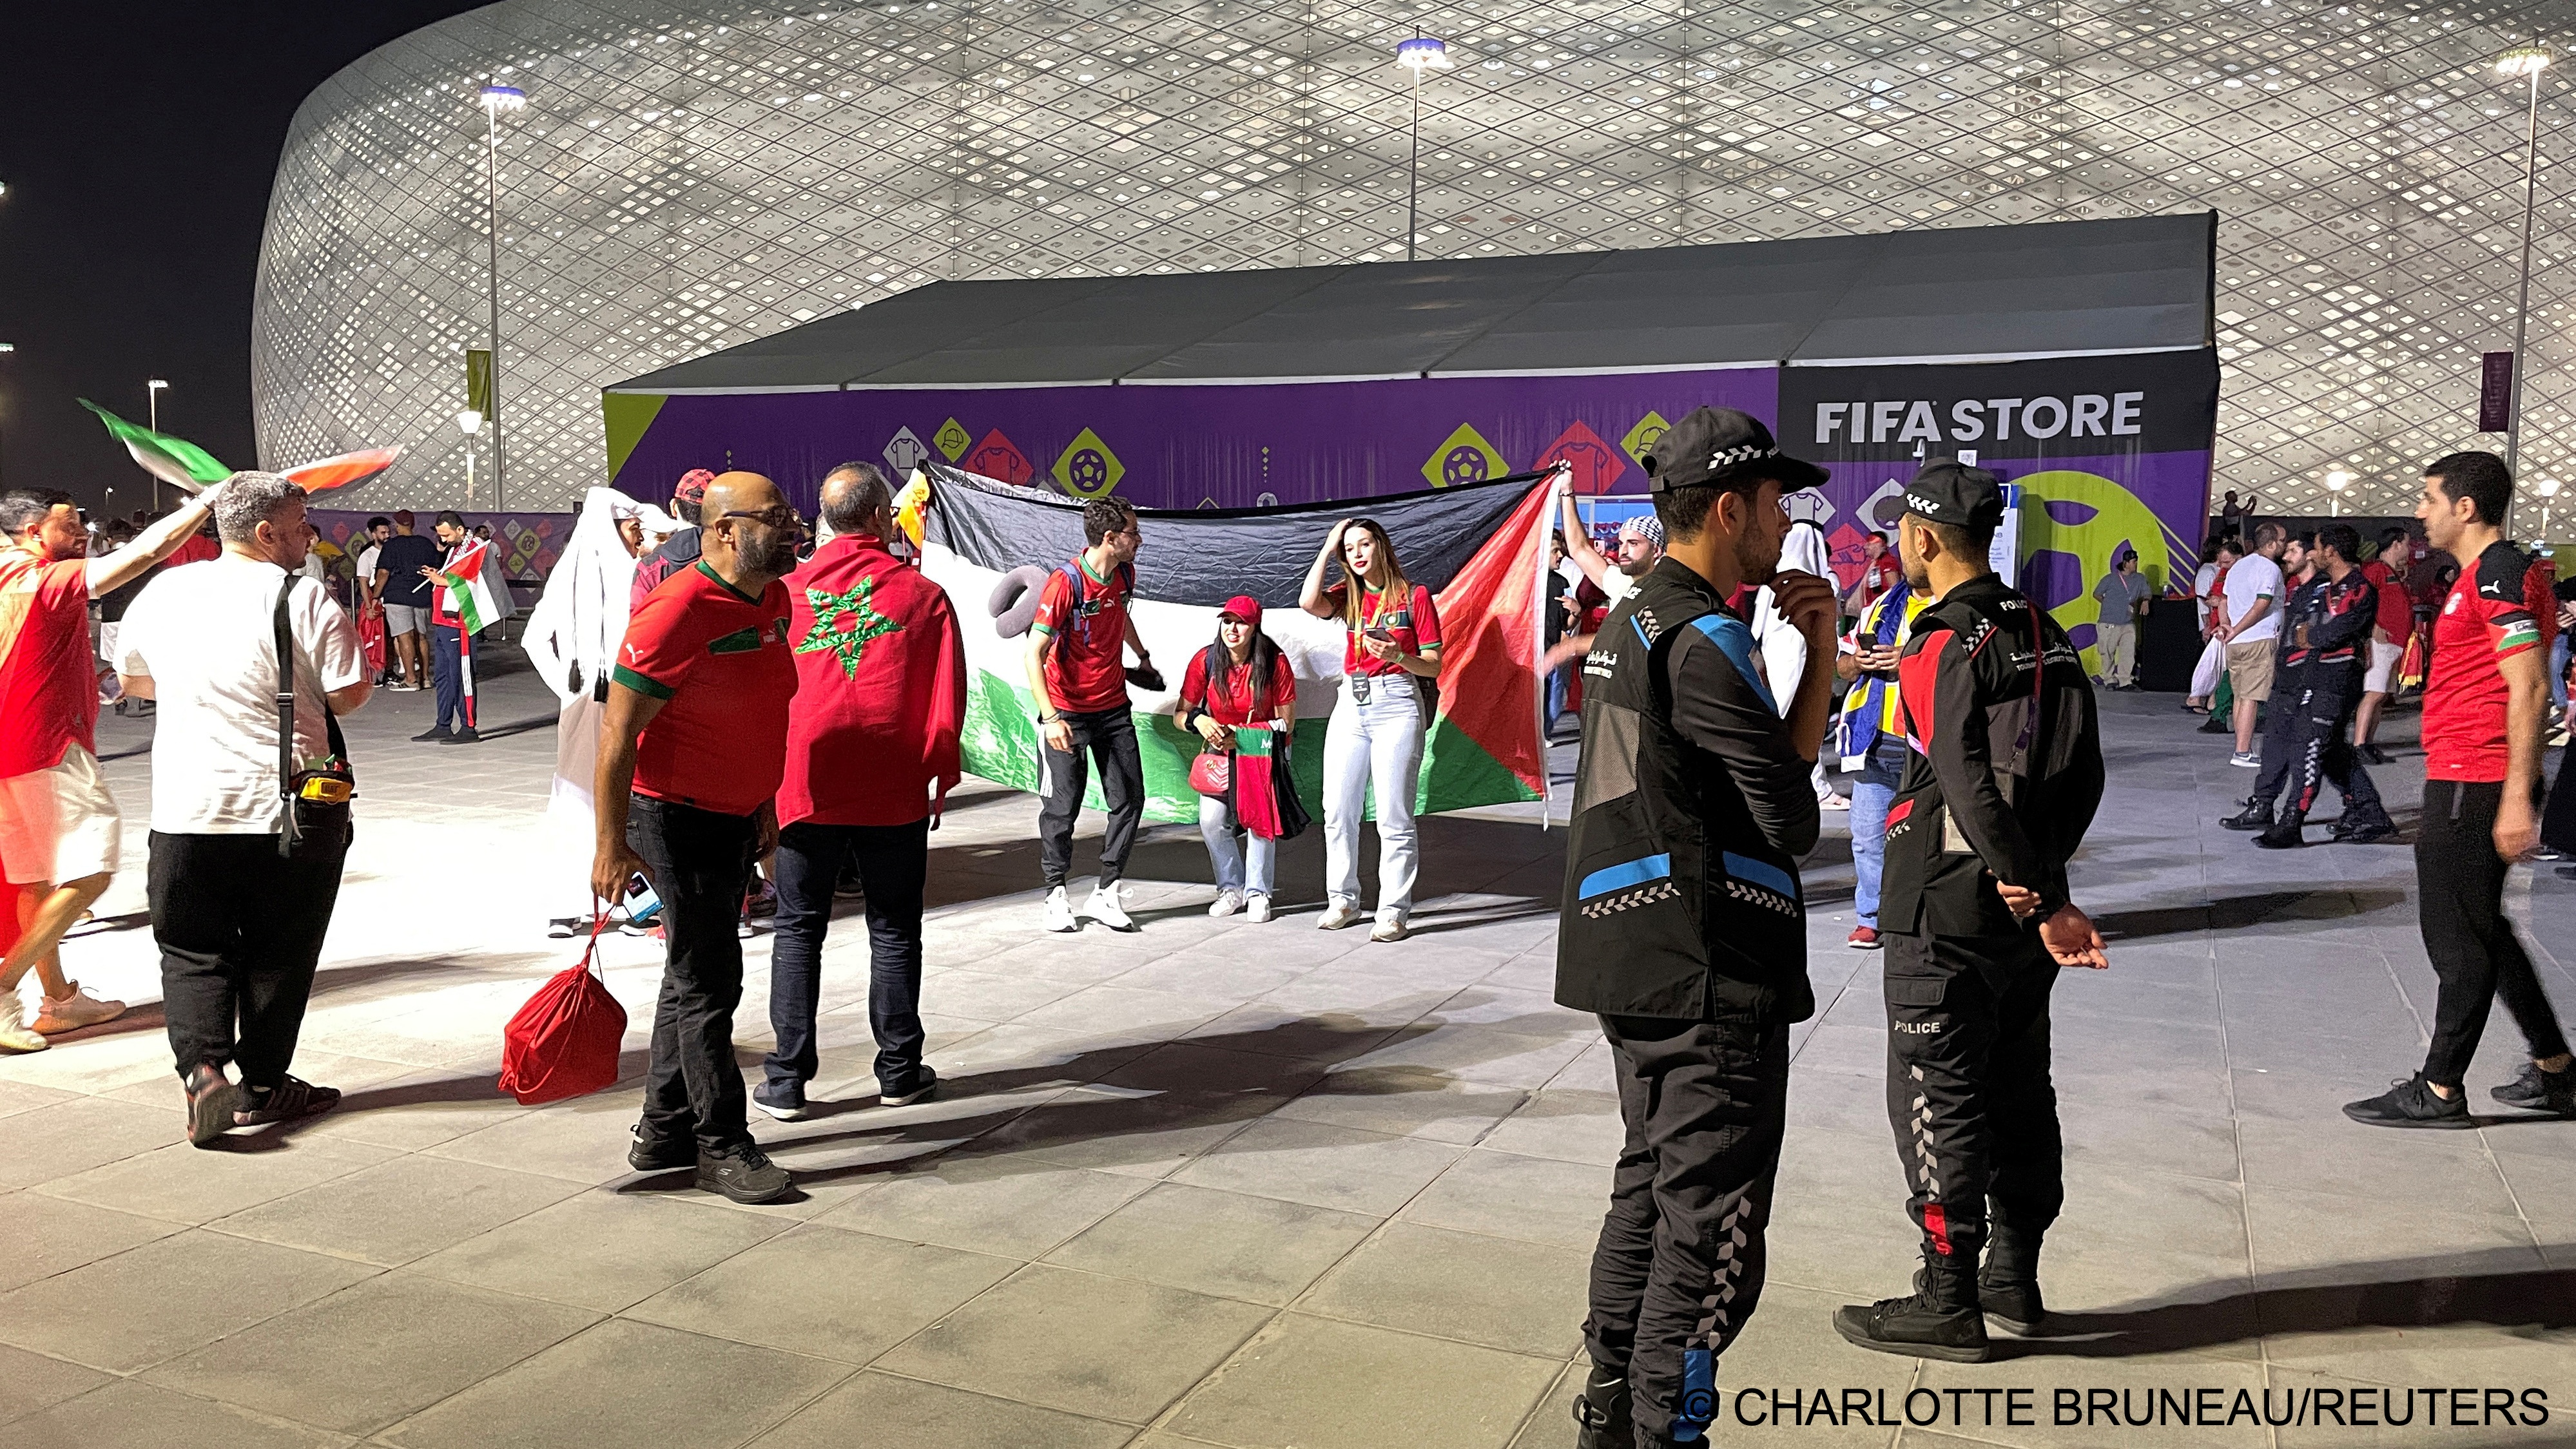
[150,831,346,1089]
[765,818,930,1096]
[627,794,759,1153]
[1038,706,1143,888]
[2249,667,2384,821]
[1585,1014,1788,1446]
[1882,929,2064,1267]
[2543,748,2576,854]
[2418,779,2569,1086]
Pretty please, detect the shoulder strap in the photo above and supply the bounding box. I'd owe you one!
[275,576,298,809]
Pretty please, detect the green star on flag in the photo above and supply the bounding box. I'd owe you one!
[797,575,903,677]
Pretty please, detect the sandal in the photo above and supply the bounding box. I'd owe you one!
[234,1075,342,1127]
[184,1066,246,1148]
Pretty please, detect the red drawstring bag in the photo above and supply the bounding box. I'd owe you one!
[498,911,627,1106]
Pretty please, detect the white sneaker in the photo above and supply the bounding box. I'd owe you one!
[1370,915,1411,943]
[2229,751,2260,769]
[29,983,125,1035]
[1245,894,1274,924]
[1042,885,1078,933]
[1317,901,1362,930]
[1083,882,1138,932]
[1208,888,1245,918]
[0,997,48,1054]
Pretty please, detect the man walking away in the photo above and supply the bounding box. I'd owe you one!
[760,463,965,1121]
[115,473,372,1144]
[2217,523,2287,763]
[1025,496,1154,934]
[594,472,805,1202]
[1556,407,1841,1449]
[373,510,440,691]
[2089,549,2152,689]
[2346,452,2573,1126]
[1,488,225,1050]
[2225,526,2395,847]
[1834,460,2109,1365]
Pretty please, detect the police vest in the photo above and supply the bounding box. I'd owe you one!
[1554,566,1816,1024]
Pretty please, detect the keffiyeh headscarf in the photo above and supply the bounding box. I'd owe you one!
[521,486,677,703]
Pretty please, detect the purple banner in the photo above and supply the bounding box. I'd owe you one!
[2481,350,2516,433]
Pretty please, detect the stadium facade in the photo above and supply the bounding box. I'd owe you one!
[255,0,2575,519]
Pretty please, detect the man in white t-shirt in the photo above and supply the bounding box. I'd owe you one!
[117,472,373,1147]
[2215,522,2287,764]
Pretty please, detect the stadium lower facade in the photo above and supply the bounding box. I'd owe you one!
[256,0,2575,520]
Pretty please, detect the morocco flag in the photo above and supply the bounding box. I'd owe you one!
[916,462,1548,824]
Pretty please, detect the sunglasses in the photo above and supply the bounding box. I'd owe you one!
[719,506,806,532]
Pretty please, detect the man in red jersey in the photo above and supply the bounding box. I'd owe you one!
[2345,452,2571,1126]
[1,485,228,1051]
[594,472,806,1200]
[755,463,965,1122]
[2352,526,2415,761]
[1023,495,1154,934]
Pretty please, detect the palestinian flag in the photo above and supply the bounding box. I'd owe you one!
[83,400,400,494]
[917,463,1549,826]
[432,539,505,635]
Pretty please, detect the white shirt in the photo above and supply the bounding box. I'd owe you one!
[2191,561,2220,626]
[357,544,382,597]
[2221,553,2284,644]
[118,553,366,834]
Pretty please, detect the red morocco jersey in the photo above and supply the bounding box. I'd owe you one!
[2420,541,2542,783]
[613,561,799,817]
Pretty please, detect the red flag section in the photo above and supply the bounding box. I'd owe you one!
[1420,477,1552,808]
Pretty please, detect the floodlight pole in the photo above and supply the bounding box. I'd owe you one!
[483,100,507,514]
[2508,62,2544,492]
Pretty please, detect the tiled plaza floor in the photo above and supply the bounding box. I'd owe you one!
[4,651,2573,1448]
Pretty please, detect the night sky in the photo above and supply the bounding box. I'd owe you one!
[1,2,481,512]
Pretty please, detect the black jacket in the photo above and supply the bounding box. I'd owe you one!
[2280,569,2377,674]
[1879,575,2104,940]
[1555,557,1821,1023]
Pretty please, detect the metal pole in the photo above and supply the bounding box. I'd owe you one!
[147,386,160,513]
[1407,68,1422,261]
[483,104,507,513]
[2506,65,2542,504]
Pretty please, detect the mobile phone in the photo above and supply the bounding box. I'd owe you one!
[1363,625,1395,642]
[624,874,664,925]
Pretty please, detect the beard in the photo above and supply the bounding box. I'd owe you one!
[741,530,801,576]
[1732,528,1781,587]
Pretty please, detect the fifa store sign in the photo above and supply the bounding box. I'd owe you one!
[1814,394,2144,446]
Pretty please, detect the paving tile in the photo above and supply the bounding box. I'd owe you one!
[744,1368,1136,1449]
[875,1262,1272,1422]
[407,1189,789,1311]
[1339,1021,1592,1088]
[1504,1358,1587,1449]
[1300,1221,1586,1356]
[2236,1115,2516,1215]
[1165,1312,1558,1449]
[1397,1147,1611,1249]
[143,1272,597,1434]
[1476,1089,1624,1167]
[420,1088,655,1185]
[0,1095,184,1191]
[969,1082,1273,1178]
[625,1221,1015,1362]
[213,1155,585,1266]
[0,1229,378,1372]
[0,1377,352,1449]
[1044,1180,1379,1304]
[35,1134,395,1225]
[809,1158,1150,1256]
[288,1068,532,1150]
[0,1342,110,1428]
[1270,1066,1531,1144]
[2058,1100,2238,1184]
[0,1077,76,1119]
[377,1318,848,1449]
[1170,1117,1465,1214]
[2245,1184,2542,1288]
[0,1189,186,1292]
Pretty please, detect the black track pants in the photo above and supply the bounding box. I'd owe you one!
[1882,930,2064,1267]
[1584,1014,1788,1446]
[2418,779,2568,1086]
[2283,669,2384,819]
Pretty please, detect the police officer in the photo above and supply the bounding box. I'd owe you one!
[1833,461,2108,1363]
[2219,524,2394,847]
[1557,407,1841,1448]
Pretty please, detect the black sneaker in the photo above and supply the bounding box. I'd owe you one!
[235,1075,340,1126]
[751,1082,808,1122]
[880,1068,940,1107]
[697,1140,794,1204]
[411,726,452,742]
[1980,1276,2047,1336]
[2361,743,2393,765]
[183,1065,246,1149]
[2342,1074,2474,1129]
[2221,801,2275,830]
[1569,1363,1633,1449]
[2489,1062,2576,1115]
[440,728,481,745]
[1832,1268,1991,1362]
[628,1125,697,1173]
[2330,814,2397,844]
[2254,818,2307,849]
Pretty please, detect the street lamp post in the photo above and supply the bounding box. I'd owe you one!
[2542,478,2564,541]
[2325,468,2353,518]
[0,342,14,489]
[146,378,170,512]
[458,409,484,505]
[477,84,525,513]
[2497,45,2552,521]
[1395,37,1450,262]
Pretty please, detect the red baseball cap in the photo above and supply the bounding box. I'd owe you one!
[674,469,715,506]
[1219,595,1263,625]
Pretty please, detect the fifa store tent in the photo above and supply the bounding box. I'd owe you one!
[604,211,2216,584]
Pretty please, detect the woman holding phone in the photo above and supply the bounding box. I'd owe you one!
[1177,597,1297,921]
[1300,518,1441,941]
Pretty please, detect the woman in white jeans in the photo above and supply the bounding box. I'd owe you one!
[1300,518,1443,942]
[1176,597,1297,922]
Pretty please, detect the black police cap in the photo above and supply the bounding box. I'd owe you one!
[1901,459,2007,530]
[1640,406,1829,494]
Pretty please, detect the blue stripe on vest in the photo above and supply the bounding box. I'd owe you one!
[1722,850,1799,902]
[1690,614,1776,715]
[1579,853,1672,900]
